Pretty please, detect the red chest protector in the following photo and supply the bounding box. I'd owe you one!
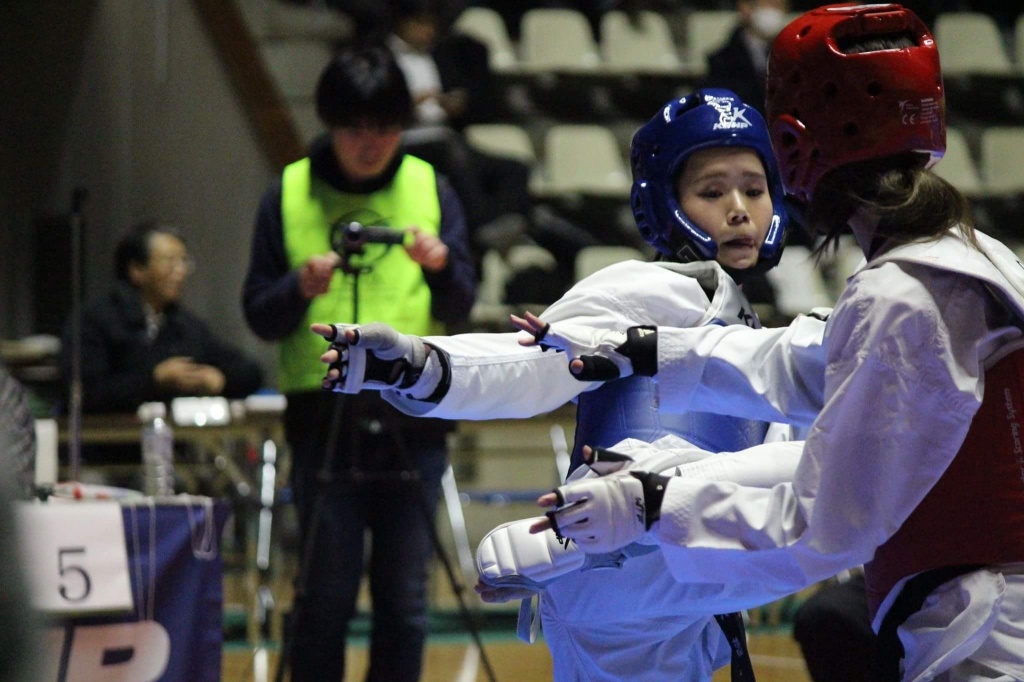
[864,345,1024,619]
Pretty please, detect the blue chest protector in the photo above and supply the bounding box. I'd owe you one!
[570,374,770,474]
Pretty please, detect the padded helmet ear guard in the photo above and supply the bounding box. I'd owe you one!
[765,3,945,204]
[630,89,788,269]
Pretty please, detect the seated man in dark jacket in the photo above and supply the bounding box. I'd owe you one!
[62,221,263,414]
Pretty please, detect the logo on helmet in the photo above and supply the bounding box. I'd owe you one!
[707,95,751,131]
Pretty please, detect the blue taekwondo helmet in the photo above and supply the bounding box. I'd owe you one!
[630,89,788,268]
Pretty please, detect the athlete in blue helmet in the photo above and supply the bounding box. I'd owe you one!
[631,90,787,269]
[308,90,816,681]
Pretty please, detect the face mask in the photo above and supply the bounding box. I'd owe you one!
[751,7,787,40]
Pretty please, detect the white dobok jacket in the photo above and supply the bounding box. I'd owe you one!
[640,229,1024,682]
[384,259,802,682]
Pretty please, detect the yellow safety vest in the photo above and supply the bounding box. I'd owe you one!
[277,154,442,393]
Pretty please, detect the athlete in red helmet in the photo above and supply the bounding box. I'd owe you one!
[523,4,1024,680]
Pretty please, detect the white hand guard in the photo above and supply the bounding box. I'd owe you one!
[321,322,432,394]
[475,517,584,590]
[545,473,649,554]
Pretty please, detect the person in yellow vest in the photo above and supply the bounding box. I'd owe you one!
[242,45,475,682]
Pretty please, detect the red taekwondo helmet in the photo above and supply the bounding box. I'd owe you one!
[765,3,945,204]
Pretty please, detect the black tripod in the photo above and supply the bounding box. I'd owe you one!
[275,224,497,682]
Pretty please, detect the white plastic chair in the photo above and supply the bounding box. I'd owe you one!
[520,8,601,73]
[463,124,548,195]
[574,246,645,282]
[600,10,683,74]
[464,124,537,164]
[453,6,519,73]
[542,125,630,198]
[980,127,1024,194]
[934,12,1012,76]
[683,11,737,76]
[1017,15,1024,72]
[933,127,985,197]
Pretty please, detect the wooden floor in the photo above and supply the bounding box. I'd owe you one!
[221,630,813,682]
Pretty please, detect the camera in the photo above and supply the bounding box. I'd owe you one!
[331,221,405,255]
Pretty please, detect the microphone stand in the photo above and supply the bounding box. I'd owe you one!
[68,188,87,483]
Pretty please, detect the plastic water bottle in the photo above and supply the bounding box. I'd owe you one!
[138,401,175,497]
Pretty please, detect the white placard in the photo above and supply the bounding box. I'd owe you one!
[15,502,134,615]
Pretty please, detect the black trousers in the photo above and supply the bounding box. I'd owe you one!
[284,391,449,682]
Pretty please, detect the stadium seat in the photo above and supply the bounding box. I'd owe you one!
[542,125,631,198]
[600,10,683,74]
[520,8,601,73]
[463,124,549,195]
[464,124,537,164]
[682,11,736,75]
[980,127,1024,194]
[1017,15,1024,72]
[934,127,985,197]
[574,246,646,281]
[934,13,1012,76]
[453,6,519,74]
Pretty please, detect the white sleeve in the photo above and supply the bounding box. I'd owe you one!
[384,261,711,419]
[385,332,583,419]
[657,312,828,427]
[670,438,802,489]
[650,264,1004,610]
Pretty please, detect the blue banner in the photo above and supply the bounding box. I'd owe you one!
[48,498,230,682]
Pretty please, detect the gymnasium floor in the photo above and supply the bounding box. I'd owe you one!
[219,629,814,682]
[219,561,816,682]
[216,408,818,681]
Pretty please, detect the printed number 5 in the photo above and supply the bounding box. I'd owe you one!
[58,547,92,603]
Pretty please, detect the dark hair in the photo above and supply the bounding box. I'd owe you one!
[315,45,413,130]
[114,221,185,282]
[392,0,439,21]
[808,154,976,259]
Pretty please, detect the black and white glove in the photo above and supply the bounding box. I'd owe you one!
[318,322,443,398]
[533,322,658,382]
[543,470,670,554]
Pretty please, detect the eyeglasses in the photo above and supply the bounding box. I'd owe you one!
[150,254,196,274]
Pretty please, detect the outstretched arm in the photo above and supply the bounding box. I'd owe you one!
[516,310,829,428]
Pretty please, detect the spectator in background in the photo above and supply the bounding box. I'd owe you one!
[387,0,541,261]
[387,0,498,131]
[388,0,599,295]
[699,0,793,312]
[703,0,789,116]
[61,221,263,414]
[242,45,475,682]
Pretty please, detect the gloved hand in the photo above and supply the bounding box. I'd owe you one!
[311,322,437,396]
[535,471,670,554]
[511,311,657,382]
